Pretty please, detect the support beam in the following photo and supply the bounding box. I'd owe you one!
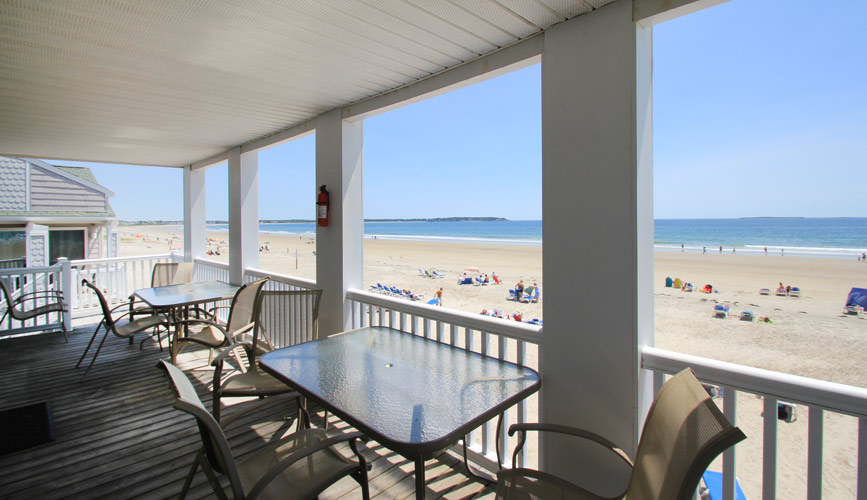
[540,0,653,489]
[315,110,364,337]
[634,0,730,26]
[183,166,206,263]
[228,148,259,285]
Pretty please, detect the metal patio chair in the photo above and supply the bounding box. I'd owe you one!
[75,279,169,378]
[157,359,370,500]
[0,276,68,342]
[170,277,268,364]
[211,289,322,423]
[495,368,746,500]
[129,262,196,321]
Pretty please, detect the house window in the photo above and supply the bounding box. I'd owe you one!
[49,229,85,264]
[0,230,26,269]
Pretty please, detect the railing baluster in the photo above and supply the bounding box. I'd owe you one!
[807,406,823,500]
[516,340,527,467]
[423,318,431,339]
[722,386,737,500]
[858,417,867,498]
[450,324,458,347]
[763,396,778,500]
[481,331,490,456]
[436,321,444,343]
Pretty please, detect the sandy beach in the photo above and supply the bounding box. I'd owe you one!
[120,225,867,498]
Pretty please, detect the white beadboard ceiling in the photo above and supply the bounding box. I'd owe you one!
[0,0,615,167]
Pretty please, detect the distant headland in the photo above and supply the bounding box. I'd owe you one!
[121,217,509,225]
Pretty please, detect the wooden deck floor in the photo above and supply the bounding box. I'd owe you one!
[0,324,496,499]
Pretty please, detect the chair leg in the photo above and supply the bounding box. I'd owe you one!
[75,319,105,369]
[60,312,69,343]
[81,328,111,380]
[178,452,201,500]
[198,453,230,500]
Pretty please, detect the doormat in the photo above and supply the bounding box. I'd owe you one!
[0,401,55,455]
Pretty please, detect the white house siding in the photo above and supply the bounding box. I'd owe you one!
[0,157,27,211]
[29,166,106,212]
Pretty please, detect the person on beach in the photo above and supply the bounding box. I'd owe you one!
[514,280,524,300]
[434,288,443,306]
[719,245,722,254]
[764,246,768,255]
[703,246,706,254]
[681,243,684,252]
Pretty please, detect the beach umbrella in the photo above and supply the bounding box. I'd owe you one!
[464,266,480,272]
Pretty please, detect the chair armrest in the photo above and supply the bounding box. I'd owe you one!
[219,391,301,429]
[212,341,251,367]
[14,290,64,303]
[246,432,368,500]
[507,423,633,469]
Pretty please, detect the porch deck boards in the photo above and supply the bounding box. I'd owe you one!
[0,325,496,499]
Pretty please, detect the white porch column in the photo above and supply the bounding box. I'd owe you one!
[228,147,259,285]
[540,0,653,489]
[315,109,364,337]
[183,165,206,263]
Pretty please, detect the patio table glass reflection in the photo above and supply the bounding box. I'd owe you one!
[133,280,240,362]
[260,326,540,499]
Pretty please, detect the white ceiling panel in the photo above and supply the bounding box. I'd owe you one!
[0,0,615,167]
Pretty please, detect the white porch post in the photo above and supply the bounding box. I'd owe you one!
[315,109,364,337]
[183,165,206,264]
[106,220,119,258]
[228,147,259,285]
[540,0,653,488]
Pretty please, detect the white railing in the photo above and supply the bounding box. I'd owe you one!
[193,257,230,283]
[0,261,70,336]
[245,267,318,348]
[346,288,543,471]
[642,346,867,500]
[70,253,176,317]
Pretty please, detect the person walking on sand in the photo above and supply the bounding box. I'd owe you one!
[764,246,767,255]
[719,245,722,254]
[681,243,684,252]
[434,288,443,306]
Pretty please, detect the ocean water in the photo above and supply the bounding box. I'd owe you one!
[206,218,867,259]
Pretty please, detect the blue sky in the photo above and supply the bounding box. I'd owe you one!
[61,0,865,221]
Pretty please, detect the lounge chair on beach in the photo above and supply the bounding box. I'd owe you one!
[759,288,770,295]
[701,471,747,500]
[432,270,446,278]
[789,287,801,298]
[459,277,473,285]
[520,286,540,303]
[419,268,427,276]
[844,287,867,315]
[492,275,502,284]
[775,287,787,296]
[739,311,754,321]
[713,303,729,318]
[682,282,693,292]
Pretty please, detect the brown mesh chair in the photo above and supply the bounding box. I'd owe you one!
[496,368,746,500]
[0,276,68,341]
[211,289,322,423]
[170,277,268,364]
[75,279,169,378]
[129,262,196,321]
[156,360,370,500]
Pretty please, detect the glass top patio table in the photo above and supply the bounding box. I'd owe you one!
[133,280,240,308]
[260,326,540,499]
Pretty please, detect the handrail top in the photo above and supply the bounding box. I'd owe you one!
[193,257,230,271]
[347,288,542,344]
[245,267,316,288]
[71,253,172,265]
[642,346,867,417]
[0,264,61,275]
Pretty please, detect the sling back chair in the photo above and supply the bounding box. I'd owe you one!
[170,277,268,365]
[76,279,169,378]
[496,368,746,500]
[0,276,68,341]
[211,289,322,423]
[157,360,370,500]
[129,262,195,320]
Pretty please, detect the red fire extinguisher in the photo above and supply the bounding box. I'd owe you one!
[317,185,330,227]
